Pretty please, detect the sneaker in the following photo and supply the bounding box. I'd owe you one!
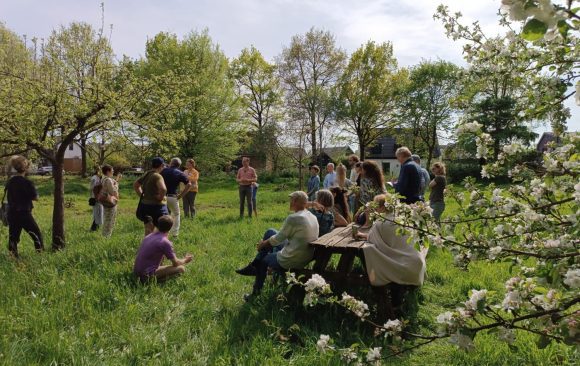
[235,264,257,276]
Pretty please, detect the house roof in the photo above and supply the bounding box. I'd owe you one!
[319,146,354,160]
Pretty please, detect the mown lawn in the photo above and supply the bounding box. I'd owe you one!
[0,175,575,365]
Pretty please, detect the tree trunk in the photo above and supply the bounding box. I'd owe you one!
[359,136,366,161]
[51,158,66,250]
[311,116,317,157]
[298,158,304,190]
[80,136,88,178]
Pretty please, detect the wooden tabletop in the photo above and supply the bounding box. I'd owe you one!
[310,224,367,249]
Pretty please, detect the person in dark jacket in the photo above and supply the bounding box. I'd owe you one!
[393,147,423,204]
[5,156,43,257]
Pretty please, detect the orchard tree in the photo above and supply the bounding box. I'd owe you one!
[335,41,407,160]
[398,61,460,167]
[277,28,346,157]
[137,31,241,169]
[230,46,282,162]
[0,22,169,249]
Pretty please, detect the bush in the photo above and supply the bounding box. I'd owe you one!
[446,160,482,183]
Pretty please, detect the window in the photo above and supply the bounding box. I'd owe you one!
[68,144,74,151]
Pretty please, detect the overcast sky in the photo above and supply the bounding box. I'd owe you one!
[1,0,578,133]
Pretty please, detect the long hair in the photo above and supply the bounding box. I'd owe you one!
[335,164,348,188]
[362,161,384,189]
[431,162,446,176]
[330,186,351,223]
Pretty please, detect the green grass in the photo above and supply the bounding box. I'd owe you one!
[0,176,575,365]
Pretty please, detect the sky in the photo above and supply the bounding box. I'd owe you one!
[1,0,578,135]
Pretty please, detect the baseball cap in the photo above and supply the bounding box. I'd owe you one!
[151,157,165,168]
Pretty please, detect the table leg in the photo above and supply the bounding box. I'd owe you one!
[312,249,332,272]
[373,285,395,323]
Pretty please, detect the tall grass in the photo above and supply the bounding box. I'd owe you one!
[0,176,575,365]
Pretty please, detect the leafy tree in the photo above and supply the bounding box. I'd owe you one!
[0,22,161,249]
[137,31,241,170]
[335,41,407,160]
[230,46,282,163]
[277,28,346,157]
[399,61,461,167]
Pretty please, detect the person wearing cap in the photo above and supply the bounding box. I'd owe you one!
[134,157,169,236]
[411,154,431,199]
[236,157,257,218]
[392,147,423,204]
[161,158,192,237]
[235,191,319,300]
[306,165,320,201]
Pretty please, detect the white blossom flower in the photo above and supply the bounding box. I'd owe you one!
[366,347,382,364]
[339,293,370,319]
[544,239,560,248]
[502,290,522,311]
[563,269,580,289]
[340,348,358,363]
[489,246,502,260]
[383,319,403,337]
[436,311,454,325]
[316,334,333,352]
[481,166,490,179]
[457,121,482,134]
[465,289,487,311]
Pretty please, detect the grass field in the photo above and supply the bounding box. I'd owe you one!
[0,175,576,365]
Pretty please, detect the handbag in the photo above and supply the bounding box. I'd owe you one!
[98,177,118,208]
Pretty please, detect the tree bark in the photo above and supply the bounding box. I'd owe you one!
[359,136,366,161]
[51,157,66,250]
[80,136,88,178]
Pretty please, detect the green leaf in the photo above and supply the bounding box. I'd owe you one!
[522,19,548,41]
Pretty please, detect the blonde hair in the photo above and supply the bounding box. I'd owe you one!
[10,155,29,173]
[335,164,348,188]
[187,159,196,168]
[431,162,446,176]
[395,147,412,158]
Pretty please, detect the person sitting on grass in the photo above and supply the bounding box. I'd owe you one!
[235,191,319,301]
[133,215,193,282]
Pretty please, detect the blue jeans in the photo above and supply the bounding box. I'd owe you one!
[252,229,286,293]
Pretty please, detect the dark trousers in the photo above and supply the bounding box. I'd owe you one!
[183,191,197,217]
[8,211,44,255]
[239,185,253,217]
[251,229,286,293]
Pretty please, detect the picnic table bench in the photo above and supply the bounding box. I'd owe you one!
[291,224,412,321]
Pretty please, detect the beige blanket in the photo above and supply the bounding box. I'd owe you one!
[362,218,427,286]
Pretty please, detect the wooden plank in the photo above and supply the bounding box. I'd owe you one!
[312,248,333,272]
[336,252,356,273]
[311,226,351,247]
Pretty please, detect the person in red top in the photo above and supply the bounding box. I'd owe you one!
[236,157,257,218]
[133,215,193,282]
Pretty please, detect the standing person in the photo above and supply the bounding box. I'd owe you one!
[392,147,423,204]
[412,154,431,199]
[429,162,447,223]
[323,163,336,189]
[335,164,352,189]
[133,215,193,282]
[306,165,321,201]
[236,157,257,218]
[359,161,386,207]
[348,154,360,183]
[100,164,119,238]
[235,191,319,300]
[251,182,259,218]
[161,158,191,237]
[89,166,103,232]
[183,159,199,218]
[5,156,43,258]
[134,157,169,236]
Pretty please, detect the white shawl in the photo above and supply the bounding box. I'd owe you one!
[362,218,427,286]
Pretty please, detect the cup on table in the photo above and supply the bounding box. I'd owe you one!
[351,224,360,239]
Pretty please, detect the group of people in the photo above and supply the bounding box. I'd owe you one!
[3,147,446,293]
[234,147,447,301]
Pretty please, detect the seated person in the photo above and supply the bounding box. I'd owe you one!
[330,186,351,226]
[305,189,337,236]
[235,191,319,300]
[356,194,427,287]
[133,215,193,282]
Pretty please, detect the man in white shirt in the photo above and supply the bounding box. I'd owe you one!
[236,191,319,300]
[323,163,336,189]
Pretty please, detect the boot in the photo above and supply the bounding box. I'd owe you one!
[236,262,258,276]
[90,221,99,232]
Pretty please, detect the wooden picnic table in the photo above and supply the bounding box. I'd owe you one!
[292,223,403,321]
